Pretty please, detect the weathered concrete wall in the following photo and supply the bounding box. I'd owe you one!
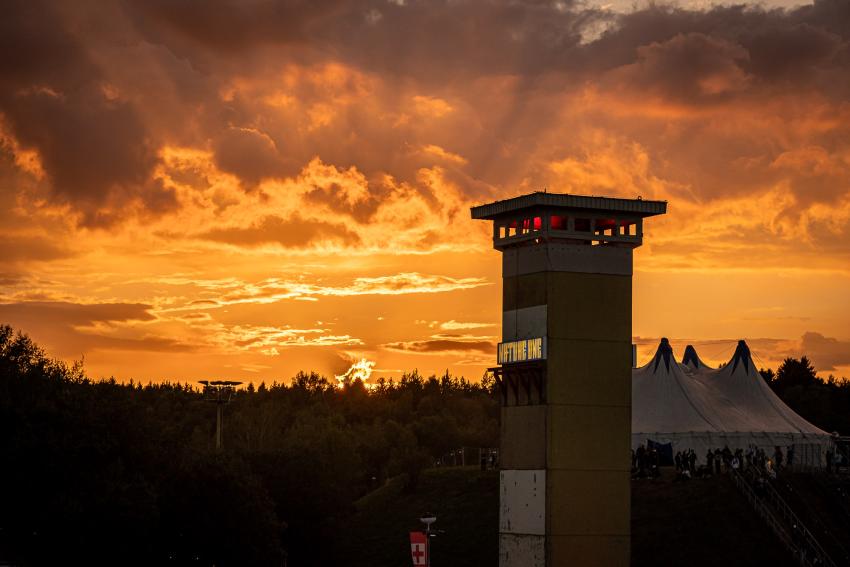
[500,534,546,567]
[500,469,546,535]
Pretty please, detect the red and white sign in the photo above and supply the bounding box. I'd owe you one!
[410,531,427,566]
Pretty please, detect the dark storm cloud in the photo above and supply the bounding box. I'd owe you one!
[1,87,174,224]
[319,0,596,80]
[315,1,850,90]
[744,23,842,81]
[0,0,175,225]
[587,2,849,66]
[612,32,750,102]
[127,0,594,77]
[581,3,850,110]
[3,0,850,232]
[0,1,95,86]
[128,0,346,54]
[197,214,360,248]
[212,127,287,186]
[793,0,850,40]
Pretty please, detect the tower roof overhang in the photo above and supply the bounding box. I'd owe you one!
[470,191,667,220]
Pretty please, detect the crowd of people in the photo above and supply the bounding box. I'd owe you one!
[631,443,795,480]
[631,441,848,566]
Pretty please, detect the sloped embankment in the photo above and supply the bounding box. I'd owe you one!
[331,467,797,567]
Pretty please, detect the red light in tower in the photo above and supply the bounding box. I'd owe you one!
[551,215,565,230]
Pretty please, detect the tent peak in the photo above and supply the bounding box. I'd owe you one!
[730,339,752,374]
[683,345,702,368]
[653,337,674,373]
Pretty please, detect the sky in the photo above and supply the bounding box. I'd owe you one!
[1,0,849,385]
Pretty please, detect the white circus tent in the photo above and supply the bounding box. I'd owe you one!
[633,339,833,464]
[680,344,712,373]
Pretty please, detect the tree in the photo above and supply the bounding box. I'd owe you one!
[774,357,819,395]
[0,325,501,565]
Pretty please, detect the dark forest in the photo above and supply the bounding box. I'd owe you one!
[2,324,848,566]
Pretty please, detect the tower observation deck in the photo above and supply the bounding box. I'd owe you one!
[471,191,666,567]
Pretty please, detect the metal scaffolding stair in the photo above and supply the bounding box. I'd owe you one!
[729,467,836,567]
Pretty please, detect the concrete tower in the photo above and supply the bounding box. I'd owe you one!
[471,192,666,567]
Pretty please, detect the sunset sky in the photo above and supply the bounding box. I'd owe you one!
[1,0,849,384]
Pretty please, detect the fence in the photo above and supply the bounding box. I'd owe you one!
[436,447,498,469]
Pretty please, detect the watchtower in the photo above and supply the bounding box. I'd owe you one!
[471,192,666,567]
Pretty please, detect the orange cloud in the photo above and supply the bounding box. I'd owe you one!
[154,272,491,312]
[383,333,496,355]
[2,0,850,381]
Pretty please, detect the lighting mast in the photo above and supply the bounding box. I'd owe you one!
[420,514,436,567]
[199,380,243,451]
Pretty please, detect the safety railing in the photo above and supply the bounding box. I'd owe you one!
[777,475,850,565]
[729,468,798,560]
[759,473,837,567]
[730,467,836,567]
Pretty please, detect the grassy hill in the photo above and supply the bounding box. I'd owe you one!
[329,467,499,567]
[632,469,795,567]
[329,466,798,567]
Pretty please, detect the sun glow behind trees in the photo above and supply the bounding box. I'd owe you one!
[335,357,377,388]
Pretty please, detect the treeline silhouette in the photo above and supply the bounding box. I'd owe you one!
[3,325,849,566]
[0,325,497,566]
[760,356,850,435]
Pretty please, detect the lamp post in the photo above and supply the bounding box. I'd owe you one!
[419,514,436,567]
[199,380,242,451]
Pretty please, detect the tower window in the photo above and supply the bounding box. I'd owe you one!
[550,215,565,230]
